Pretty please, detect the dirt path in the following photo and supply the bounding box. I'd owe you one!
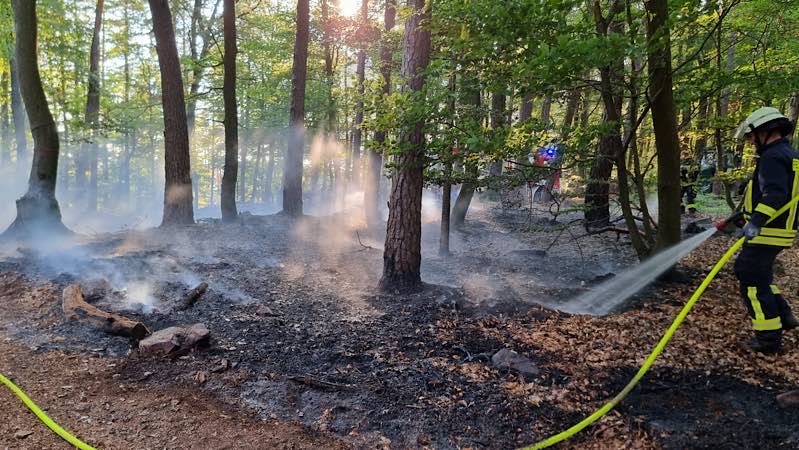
[0,338,348,450]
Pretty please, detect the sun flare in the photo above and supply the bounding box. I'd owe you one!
[339,0,360,18]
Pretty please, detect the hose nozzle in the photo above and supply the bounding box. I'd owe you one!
[716,211,746,233]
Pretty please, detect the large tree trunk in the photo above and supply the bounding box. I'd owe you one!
[351,0,368,188]
[379,0,431,293]
[149,0,194,226]
[282,0,309,217]
[9,54,27,165]
[82,0,104,213]
[365,0,396,228]
[645,0,681,249]
[5,0,67,236]
[220,0,238,222]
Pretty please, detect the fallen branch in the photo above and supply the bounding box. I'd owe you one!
[287,374,354,391]
[62,284,149,340]
[355,231,378,251]
[180,282,209,310]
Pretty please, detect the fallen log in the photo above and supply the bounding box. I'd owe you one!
[62,284,150,340]
[180,282,209,310]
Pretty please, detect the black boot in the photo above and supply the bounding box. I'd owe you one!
[745,331,782,355]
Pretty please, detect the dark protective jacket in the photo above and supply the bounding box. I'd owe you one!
[743,138,799,247]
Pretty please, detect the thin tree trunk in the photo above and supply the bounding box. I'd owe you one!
[487,92,506,179]
[366,0,395,228]
[220,0,238,222]
[519,94,533,122]
[439,72,456,256]
[451,79,481,228]
[282,0,309,217]
[0,71,9,164]
[789,92,799,144]
[585,0,623,229]
[5,0,67,235]
[149,0,194,226]
[264,143,275,206]
[540,94,552,125]
[351,0,368,188]
[82,0,104,212]
[379,0,431,293]
[645,0,681,249]
[10,54,27,164]
[187,0,222,136]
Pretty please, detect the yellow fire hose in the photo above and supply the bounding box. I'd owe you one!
[0,372,96,449]
[524,194,799,449]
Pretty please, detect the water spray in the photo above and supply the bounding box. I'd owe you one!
[525,194,799,449]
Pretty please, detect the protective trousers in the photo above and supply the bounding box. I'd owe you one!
[733,245,793,343]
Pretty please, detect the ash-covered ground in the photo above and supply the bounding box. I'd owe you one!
[1,199,798,449]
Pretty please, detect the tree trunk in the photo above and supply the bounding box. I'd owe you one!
[439,72,456,256]
[82,0,104,213]
[789,92,799,144]
[282,0,309,217]
[540,94,552,125]
[10,54,27,165]
[149,0,195,226]
[645,0,681,249]
[352,0,368,188]
[264,143,275,206]
[379,0,431,293]
[519,94,533,122]
[487,92,506,179]
[451,78,481,228]
[585,1,623,229]
[220,0,238,222]
[365,0,396,228]
[187,0,221,136]
[5,0,67,236]
[0,71,8,164]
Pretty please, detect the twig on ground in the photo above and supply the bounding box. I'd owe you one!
[355,231,379,251]
[180,282,209,310]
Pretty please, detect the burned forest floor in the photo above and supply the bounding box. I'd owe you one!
[1,200,799,449]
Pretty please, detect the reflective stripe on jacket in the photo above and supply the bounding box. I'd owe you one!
[743,138,799,247]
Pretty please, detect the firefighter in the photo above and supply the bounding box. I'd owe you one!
[733,107,799,354]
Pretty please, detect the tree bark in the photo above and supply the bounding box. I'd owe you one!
[5,0,67,236]
[585,0,623,229]
[264,143,275,206]
[519,94,533,122]
[487,92,506,179]
[540,94,552,125]
[351,0,368,188]
[10,54,27,165]
[645,0,681,249]
[82,0,104,212]
[149,0,195,226]
[379,0,431,293]
[0,71,8,164]
[365,0,396,229]
[220,0,238,222]
[282,0,309,217]
[789,92,799,144]
[451,78,481,228]
[187,0,222,136]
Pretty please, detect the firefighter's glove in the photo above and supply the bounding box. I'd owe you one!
[743,222,761,241]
